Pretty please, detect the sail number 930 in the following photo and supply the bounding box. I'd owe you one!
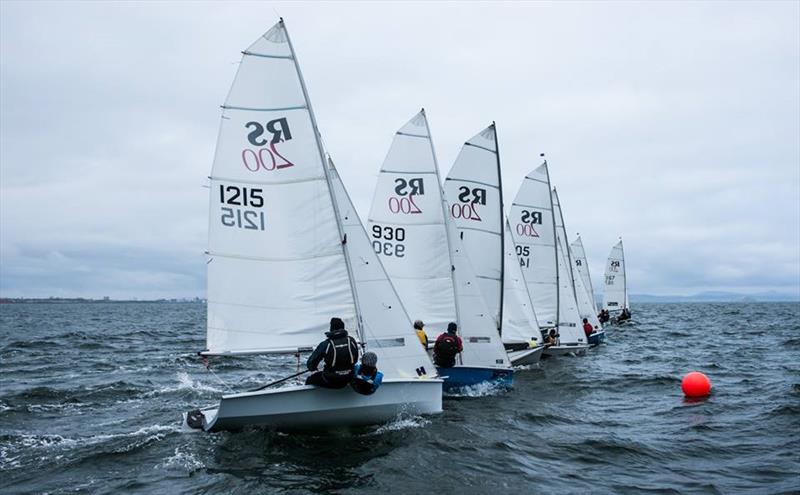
[371,225,405,257]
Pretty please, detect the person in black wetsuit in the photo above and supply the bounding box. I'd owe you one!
[305,317,360,389]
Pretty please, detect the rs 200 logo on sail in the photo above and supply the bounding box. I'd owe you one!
[388,177,424,214]
[241,117,295,172]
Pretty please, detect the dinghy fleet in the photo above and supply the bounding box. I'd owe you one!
[185,20,633,432]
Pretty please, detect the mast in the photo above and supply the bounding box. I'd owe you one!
[282,19,364,343]
[424,109,462,364]
[493,122,505,336]
[542,156,559,329]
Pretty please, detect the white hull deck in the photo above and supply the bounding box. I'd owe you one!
[543,344,589,357]
[188,378,443,432]
[508,346,544,367]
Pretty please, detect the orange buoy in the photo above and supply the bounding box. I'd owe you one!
[682,371,712,398]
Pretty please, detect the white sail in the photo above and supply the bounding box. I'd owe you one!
[552,189,601,330]
[509,164,558,327]
[329,161,436,378]
[445,199,511,367]
[603,240,628,312]
[443,124,503,329]
[555,231,586,345]
[205,22,356,355]
[367,111,456,333]
[501,220,542,345]
[570,236,597,311]
[367,111,509,368]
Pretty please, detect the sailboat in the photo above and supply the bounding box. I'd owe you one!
[442,124,542,366]
[552,189,605,346]
[570,235,605,345]
[509,162,588,357]
[367,111,513,390]
[186,20,442,431]
[603,239,631,324]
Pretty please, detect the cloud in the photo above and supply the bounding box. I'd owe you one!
[1,0,798,298]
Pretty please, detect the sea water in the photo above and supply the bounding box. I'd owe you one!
[1,302,798,494]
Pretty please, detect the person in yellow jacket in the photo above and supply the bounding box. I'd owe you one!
[413,320,429,348]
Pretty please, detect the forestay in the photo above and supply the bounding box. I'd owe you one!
[329,161,437,378]
[603,240,628,312]
[367,111,509,368]
[443,125,503,330]
[205,21,355,355]
[570,236,597,312]
[552,189,601,330]
[509,164,558,327]
[502,220,542,345]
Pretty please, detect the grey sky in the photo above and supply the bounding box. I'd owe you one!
[1,1,798,299]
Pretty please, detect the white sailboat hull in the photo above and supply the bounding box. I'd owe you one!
[191,378,443,432]
[543,344,588,357]
[508,347,544,366]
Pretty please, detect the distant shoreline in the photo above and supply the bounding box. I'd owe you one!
[1,297,797,304]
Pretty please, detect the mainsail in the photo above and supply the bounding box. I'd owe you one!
[603,240,628,312]
[570,236,597,312]
[205,20,356,355]
[367,111,509,368]
[509,164,558,327]
[443,124,504,330]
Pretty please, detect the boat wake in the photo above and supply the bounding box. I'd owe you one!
[444,380,510,398]
[373,414,431,434]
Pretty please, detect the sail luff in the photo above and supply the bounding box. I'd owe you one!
[281,19,364,342]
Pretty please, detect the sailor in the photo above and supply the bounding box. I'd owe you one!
[433,322,463,368]
[544,329,558,346]
[413,320,429,348]
[598,309,610,323]
[583,318,594,338]
[305,317,360,389]
[350,351,384,395]
[620,308,631,320]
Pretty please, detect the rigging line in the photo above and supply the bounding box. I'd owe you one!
[204,365,236,393]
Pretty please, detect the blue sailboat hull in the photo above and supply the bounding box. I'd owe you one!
[588,330,606,346]
[435,366,514,391]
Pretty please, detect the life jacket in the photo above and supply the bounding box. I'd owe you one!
[323,333,359,374]
[351,364,383,395]
[435,334,459,360]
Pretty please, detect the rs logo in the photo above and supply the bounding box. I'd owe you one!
[389,178,424,215]
[241,117,294,172]
[246,118,292,145]
[457,186,486,205]
[516,209,542,238]
[520,209,542,224]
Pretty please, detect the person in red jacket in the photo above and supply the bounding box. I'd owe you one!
[582,318,594,338]
[433,322,463,368]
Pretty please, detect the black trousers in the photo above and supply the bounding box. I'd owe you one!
[305,371,352,389]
